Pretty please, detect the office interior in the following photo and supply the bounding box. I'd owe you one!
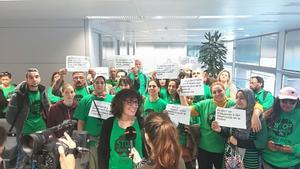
[1,0,300,96]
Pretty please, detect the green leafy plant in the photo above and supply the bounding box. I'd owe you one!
[198,31,227,78]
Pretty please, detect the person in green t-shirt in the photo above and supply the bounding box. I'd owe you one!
[217,69,237,99]
[47,71,63,104]
[163,79,181,104]
[74,75,112,169]
[6,68,49,169]
[180,82,236,169]
[211,89,267,169]
[98,89,146,169]
[129,59,149,96]
[143,79,167,117]
[263,87,300,169]
[0,71,16,117]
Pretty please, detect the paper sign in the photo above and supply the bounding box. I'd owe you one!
[165,104,191,125]
[180,78,204,96]
[88,100,112,120]
[156,63,180,79]
[94,67,109,79]
[215,107,246,129]
[66,55,90,72]
[114,57,134,70]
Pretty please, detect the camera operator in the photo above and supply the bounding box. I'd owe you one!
[58,132,76,169]
[0,126,7,169]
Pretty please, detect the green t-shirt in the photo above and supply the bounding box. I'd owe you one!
[109,118,143,169]
[22,91,46,134]
[74,86,90,102]
[164,94,181,105]
[47,87,63,104]
[193,98,236,153]
[263,107,300,168]
[73,94,113,137]
[159,87,168,100]
[143,96,167,117]
[255,89,274,111]
[1,84,15,100]
[129,71,148,96]
[106,78,118,87]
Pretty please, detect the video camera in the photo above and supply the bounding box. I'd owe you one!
[20,120,89,169]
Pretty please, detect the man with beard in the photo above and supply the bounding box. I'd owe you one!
[249,76,274,112]
[71,71,92,101]
[6,68,49,169]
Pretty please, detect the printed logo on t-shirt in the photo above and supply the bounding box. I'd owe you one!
[75,94,83,102]
[30,100,41,114]
[114,134,131,157]
[207,112,215,126]
[272,118,293,137]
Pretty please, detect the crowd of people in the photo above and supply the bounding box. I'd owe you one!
[0,58,300,169]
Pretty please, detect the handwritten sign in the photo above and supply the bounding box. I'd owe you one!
[114,57,134,70]
[166,104,191,125]
[156,63,180,79]
[180,78,204,96]
[215,107,246,129]
[94,67,109,79]
[88,100,112,120]
[66,55,90,72]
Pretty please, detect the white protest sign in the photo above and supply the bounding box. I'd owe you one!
[66,55,90,72]
[156,63,180,79]
[114,56,134,70]
[180,78,204,96]
[181,57,198,69]
[88,100,112,120]
[215,107,246,129]
[94,67,109,79]
[165,104,191,125]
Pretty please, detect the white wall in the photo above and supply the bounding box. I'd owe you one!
[135,42,187,73]
[0,20,86,85]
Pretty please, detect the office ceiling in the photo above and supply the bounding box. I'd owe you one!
[1,0,300,42]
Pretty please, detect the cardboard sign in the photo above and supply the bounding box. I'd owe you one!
[215,107,246,129]
[94,67,109,79]
[165,104,191,125]
[88,100,112,120]
[180,78,204,96]
[66,55,90,72]
[156,63,180,79]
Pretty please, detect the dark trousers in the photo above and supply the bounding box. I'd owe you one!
[197,148,223,169]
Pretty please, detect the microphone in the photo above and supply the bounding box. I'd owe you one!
[125,126,137,151]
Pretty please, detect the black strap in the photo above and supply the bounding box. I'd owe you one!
[92,99,102,119]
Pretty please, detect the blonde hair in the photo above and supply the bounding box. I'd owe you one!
[144,113,181,169]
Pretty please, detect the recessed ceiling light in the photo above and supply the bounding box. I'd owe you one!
[198,15,251,19]
[245,34,250,37]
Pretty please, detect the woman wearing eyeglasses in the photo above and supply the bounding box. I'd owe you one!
[143,79,167,117]
[263,87,300,169]
[98,89,147,169]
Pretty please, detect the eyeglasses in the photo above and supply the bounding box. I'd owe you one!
[148,85,157,88]
[125,99,139,106]
[281,99,297,105]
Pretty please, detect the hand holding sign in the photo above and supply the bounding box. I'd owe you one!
[215,107,246,129]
